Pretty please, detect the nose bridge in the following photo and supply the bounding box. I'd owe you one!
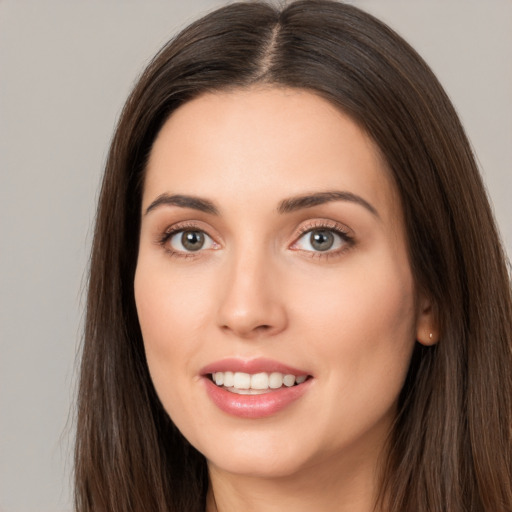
[216,240,287,337]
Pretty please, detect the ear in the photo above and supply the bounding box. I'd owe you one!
[415,293,439,346]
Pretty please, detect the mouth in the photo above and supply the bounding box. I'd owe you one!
[209,371,309,395]
[201,358,313,418]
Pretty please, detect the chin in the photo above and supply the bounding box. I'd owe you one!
[207,452,310,480]
[197,428,316,479]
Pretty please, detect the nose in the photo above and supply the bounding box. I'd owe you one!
[216,248,288,339]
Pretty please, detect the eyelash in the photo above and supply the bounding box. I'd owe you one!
[157,222,211,259]
[291,220,355,259]
[156,220,355,260]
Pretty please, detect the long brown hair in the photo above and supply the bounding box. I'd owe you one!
[75,1,512,510]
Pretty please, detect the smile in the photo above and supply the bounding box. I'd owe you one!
[201,359,313,418]
[210,371,309,394]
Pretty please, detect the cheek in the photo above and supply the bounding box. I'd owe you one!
[135,259,210,343]
[133,261,210,400]
[133,260,220,444]
[289,251,416,392]
[283,256,416,450]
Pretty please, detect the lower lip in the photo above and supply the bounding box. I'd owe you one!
[203,377,312,419]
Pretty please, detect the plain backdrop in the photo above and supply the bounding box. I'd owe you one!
[0,1,510,511]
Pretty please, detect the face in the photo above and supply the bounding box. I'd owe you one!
[134,87,435,481]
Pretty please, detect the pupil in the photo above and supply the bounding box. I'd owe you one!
[310,230,334,251]
[182,231,204,251]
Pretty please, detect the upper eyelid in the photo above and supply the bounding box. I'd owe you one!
[161,220,219,238]
[293,219,353,238]
[160,218,350,234]
[155,220,216,247]
[155,218,354,247]
[163,220,204,234]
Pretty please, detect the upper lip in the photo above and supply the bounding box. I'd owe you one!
[200,357,311,376]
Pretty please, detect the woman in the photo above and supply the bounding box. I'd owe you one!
[75,1,512,511]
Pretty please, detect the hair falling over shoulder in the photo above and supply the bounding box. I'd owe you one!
[75,1,512,511]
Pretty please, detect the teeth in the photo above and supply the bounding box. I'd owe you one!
[251,372,269,390]
[283,374,295,387]
[233,372,250,389]
[211,371,308,391]
[269,372,284,389]
[223,371,234,387]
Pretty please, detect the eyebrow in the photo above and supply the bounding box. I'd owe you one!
[144,193,219,216]
[144,190,378,218]
[278,191,379,217]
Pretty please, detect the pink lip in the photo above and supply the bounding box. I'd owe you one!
[200,358,313,419]
[200,357,310,376]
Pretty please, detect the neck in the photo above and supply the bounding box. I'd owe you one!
[205,451,385,512]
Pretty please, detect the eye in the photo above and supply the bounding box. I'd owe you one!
[292,227,349,253]
[167,229,216,253]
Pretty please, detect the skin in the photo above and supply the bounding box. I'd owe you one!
[134,87,437,512]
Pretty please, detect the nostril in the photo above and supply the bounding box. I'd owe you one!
[252,324,275,335]
[220,322,276,338]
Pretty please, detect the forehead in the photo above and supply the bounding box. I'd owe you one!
[144,86,400,222]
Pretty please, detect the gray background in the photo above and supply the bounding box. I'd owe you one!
[0,1,510,511]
